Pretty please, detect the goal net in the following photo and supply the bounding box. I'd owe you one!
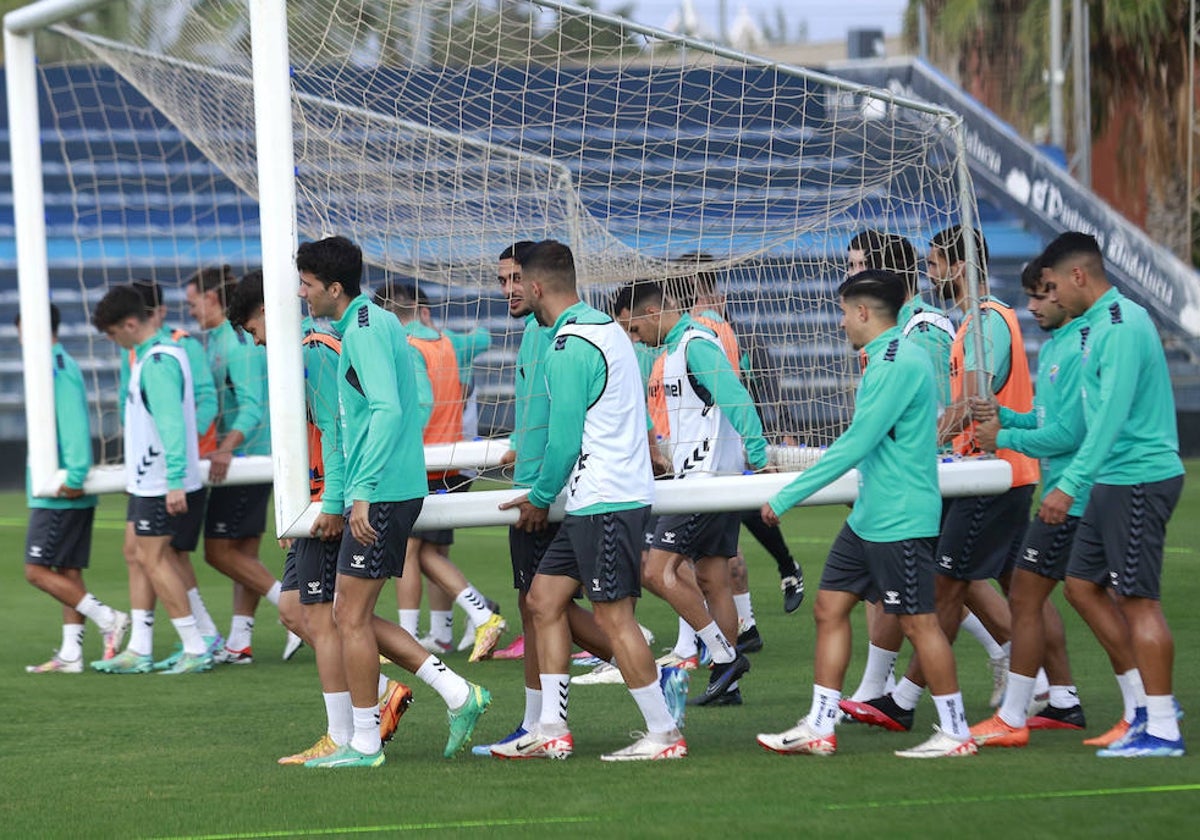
[7,0,1006,534]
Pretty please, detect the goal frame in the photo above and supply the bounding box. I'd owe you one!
[5,0,1003,538]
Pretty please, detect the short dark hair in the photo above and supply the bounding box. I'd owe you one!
[373,279,427,309]
[185,265,237,308]
[848,229,887,257]
[609,281,635,316]
[1019,256,1045,293]
[629,280,666,313]
[93,285,150,332]
[227,270,265,329]
[849,230,919,296]
[1039,231,1103,273]
[931,225,989,268]
[14,303,62,335]
[295,235,363,297]
[520,240,576,292]
[500,240,537,263]
[837,269,906,321]
[132,278,163,310]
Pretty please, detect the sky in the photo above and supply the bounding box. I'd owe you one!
[598,0,909,44]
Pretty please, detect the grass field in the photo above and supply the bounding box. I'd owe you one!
[2,466,1199,839]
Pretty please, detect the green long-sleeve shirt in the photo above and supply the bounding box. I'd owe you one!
[965,296,1013,393]
[207,319,270,455]
[303,329,345,515]
[444,325,492,387]
[898,295,954,409]
[334,295,427,503]
[666,315,768,470]
[1057,287,1183,499]
[29,343,97,509]
[510,314,552,489]
[996,318,1088,516]
[118,326,218,435]
[769,327,941,542]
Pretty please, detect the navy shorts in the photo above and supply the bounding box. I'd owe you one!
[649,512,740,561]
[537,506,650,603]
[1015,515,1079,581]
[935,485,1034,581]
[819,523,937,615]
[509,521,562,593]
[127,489,208,539]
[337,499,424,580]
[25,507,96,569]
[282,536,339,604]
[1067,476,1183,600]
[205,482,272,540]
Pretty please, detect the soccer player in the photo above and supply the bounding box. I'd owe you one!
[111,280,224,671]
[226,272,412,764]
[495,240,685,761]
[967,256,1088,747]
[842,226,1038,731]
[21,305,129,673]
[372,281,506,662]
[296,235,489,768]
[92,284,213,675]
[185,267,283,663]
[1041,232,1186,757]
[755,270,976,759]
[626,279,767,706]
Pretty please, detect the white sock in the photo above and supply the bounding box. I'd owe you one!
[851,644,898,701]
[74,593,115,630]
[805,684,842,736]
[961,611,1006,660]
[1034,667,1050,697]
[733,592,755,628]
[522,687,542,733]
[630,679,676,736]
[170,615,206,655]
[350,705,381,755]
[265,580,282,607]
[430,609,453,644]
[672,616,698,658]
[455,586,493,626]
[128,609,154,656]
[998,672,1036,728]
[227,615,254,651]
[892,677,924,711]
[186,588,218,637]
[1146,694,1181,741]
[695,621,736,665]
[539,673,570,733]
[377,673,389,701]
[323,691,353,745]
[415,655,470,710]
[1116,668,1147,723]
[398,609,420,637]
[60,623,85,661]
[1049,684,1080,709]
[932,691,969,739]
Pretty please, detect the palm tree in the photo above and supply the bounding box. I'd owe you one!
[912,0,1193,262]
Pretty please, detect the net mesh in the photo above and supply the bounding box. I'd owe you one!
[26,0,975,476]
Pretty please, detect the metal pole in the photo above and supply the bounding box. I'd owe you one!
[1071,0,1091,186]
[1049,0,1065,148]
[249,0,309,537]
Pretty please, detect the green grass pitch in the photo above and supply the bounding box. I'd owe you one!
[1,465,1198,838]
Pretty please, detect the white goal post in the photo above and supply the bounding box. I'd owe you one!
[6,0,1006,538]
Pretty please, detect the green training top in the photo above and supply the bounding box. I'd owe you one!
[303,329,345,515]
[510,313,552,489]
[29,343,98,509]
[997,318,1089,516]
[206,319,270,455]
[1057,287,1183,499]
[666,314,769,470]
[632,340,663,390]
[769,327,941,542]
[118,326,217,434]
[444,325,492,387]
[335,295,427,504]
[400,321,438,428]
